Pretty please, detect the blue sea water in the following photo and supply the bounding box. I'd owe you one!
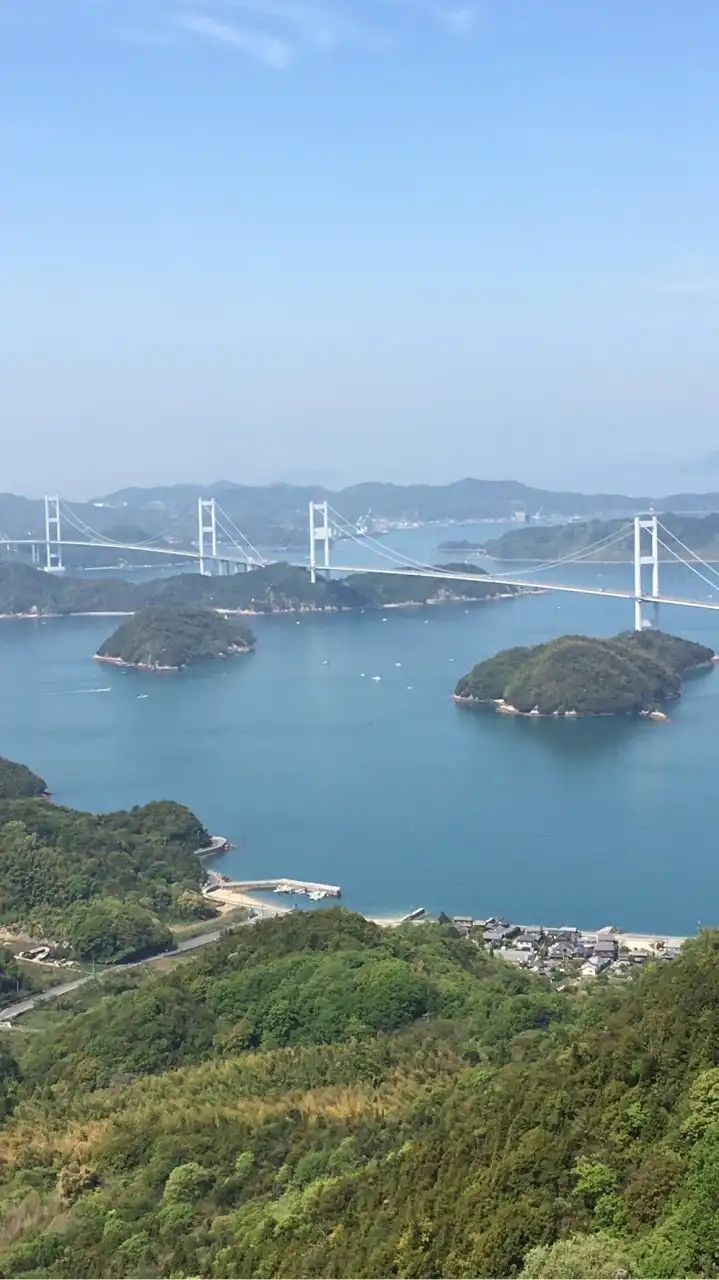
[1,529,718,936]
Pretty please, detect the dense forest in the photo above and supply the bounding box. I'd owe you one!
[0,561,516,619]
[485,512,719,562]
[454,630,715,716]
[0,757,47,801]
[3,909,719,1277]
[96,606,256,670]
[0,779,215,961]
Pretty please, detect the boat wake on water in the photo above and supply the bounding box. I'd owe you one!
[45,687,112,696]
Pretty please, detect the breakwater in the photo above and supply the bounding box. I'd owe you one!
[208,878,341,897]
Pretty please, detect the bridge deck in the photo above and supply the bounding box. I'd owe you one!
[324,564,719,610]
[3,540,719,612]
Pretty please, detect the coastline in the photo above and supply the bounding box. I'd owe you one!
[452,693,671,720]
[0,590,537,623]
[94,645,254,672]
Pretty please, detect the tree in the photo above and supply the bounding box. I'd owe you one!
[522,1232,635,1278]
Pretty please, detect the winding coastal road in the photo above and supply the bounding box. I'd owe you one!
[0,928,230,1024]
[0,837,288,1025]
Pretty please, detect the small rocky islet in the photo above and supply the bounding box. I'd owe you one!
[94,606,256,671]
[453,629,716,719]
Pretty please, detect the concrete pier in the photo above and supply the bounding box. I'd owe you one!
[209,878,341,897]
[196,836,231,858]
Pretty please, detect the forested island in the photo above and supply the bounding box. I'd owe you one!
[0,762,216,961]
[437,538,485,551]
[485,512,719,561]
[0,560,519,619]
[95,606,256,670]
[454,629,715,717]
[4,907,719,1277]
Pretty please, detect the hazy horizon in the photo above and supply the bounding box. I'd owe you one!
[2,1,718,497]
[9,461,719,506]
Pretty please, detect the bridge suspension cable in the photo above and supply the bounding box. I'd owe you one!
[213,504,266,567]
[59,501,192,551]
[324,504,440,573]
[654,532,719,600]
[514,523,635,576]
[324,504,636,582]
[655,521,719,592]
[56,498,264,570]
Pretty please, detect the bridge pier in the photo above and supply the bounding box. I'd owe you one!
[633,515,659,630]
[198,498,217,576]
[43,496,63,573]
[309,500,331,584]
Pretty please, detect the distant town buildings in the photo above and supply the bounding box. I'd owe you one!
[449,916,683,981]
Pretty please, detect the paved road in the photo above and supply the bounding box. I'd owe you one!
[0,927,227,1024]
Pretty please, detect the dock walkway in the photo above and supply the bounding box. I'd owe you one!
[210,878,341,897]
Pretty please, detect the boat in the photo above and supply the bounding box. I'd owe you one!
[308,889,329,901]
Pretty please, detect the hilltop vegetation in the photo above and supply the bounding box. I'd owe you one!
[96,606,256,670]
[0,561,345,617]
[0,560,517,619]
[0,774,215,961]
[454,630,715,716]
[0,757,47,801]
[485,512,719,561]
[4,910,719,1276]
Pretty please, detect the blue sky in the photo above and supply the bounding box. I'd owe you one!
[1,0,718,497]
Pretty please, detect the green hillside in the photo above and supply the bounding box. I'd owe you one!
[0,757,47,800]
[0,779,215,961]
[455,630,715,716]
[3,910,719,1276]
[0,561,514,619]
[96,606,256,670]
[485,513,719,562]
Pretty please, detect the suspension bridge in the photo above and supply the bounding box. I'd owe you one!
[2,496,719,630]
[309,501,719,630]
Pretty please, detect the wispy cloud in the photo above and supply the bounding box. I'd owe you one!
[223,0,357,46]
[4,0,479,69]
[173,12,292,67]
[384,0,477,38]
[440,6,475,36]
[661,276,719,298]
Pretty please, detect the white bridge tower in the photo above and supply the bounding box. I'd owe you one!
[44,495,63,572]
[198,498,217,575]
[308,501,331,584]
[633,515,659,631]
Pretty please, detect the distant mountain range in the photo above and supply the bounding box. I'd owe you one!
[3,478,719,555]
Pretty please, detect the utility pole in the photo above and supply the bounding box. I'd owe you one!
[633,514,660,630]
[198,498,217,576]
[44,495,63,572]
